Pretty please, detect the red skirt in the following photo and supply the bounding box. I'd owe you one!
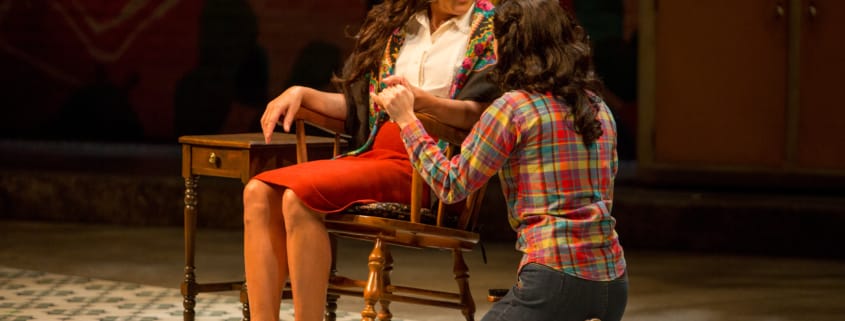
[253,121,430,213]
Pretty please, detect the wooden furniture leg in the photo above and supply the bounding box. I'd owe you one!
[240,281,250,321]
[362,239,386,321]
[326,294,340,321]
[453,250,475,321]
[326,235,340,321]
[378,246,393,321]
[181,176,199,321]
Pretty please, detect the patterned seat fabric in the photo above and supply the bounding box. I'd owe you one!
[345,202,458,228]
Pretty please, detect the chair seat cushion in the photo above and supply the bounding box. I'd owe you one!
[345,202,458,228]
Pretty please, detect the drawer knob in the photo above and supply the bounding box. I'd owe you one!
[208,152,219,167]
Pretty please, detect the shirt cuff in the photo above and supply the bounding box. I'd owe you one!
[400,118,427,146]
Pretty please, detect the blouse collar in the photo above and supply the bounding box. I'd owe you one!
[411,3,475,34]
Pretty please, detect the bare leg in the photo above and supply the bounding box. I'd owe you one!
[282,189,331,321]
[243,180,288,321]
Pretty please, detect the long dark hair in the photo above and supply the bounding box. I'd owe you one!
[491,0,605,146]
[332,0,431,91]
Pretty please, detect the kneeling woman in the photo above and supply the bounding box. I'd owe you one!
[374,1,628,320]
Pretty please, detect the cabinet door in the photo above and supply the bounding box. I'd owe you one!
[654,0,788,167]
[797,0,845,170]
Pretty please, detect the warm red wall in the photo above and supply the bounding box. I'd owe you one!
[0,0,365,142]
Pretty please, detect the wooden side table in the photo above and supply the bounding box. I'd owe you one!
[178,133,339,321]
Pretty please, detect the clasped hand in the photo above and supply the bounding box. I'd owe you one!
[372,76,418,128]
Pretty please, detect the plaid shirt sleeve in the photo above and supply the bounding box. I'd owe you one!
[399,94,518,204]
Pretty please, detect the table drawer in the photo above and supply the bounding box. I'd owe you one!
[189,146,247,178]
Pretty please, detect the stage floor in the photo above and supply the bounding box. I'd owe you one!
[2,220,844,321]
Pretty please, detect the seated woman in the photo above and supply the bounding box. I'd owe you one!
[373,0,628,320]
[242,1,499,320]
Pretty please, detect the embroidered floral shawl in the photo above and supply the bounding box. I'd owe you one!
[343,0,498,151]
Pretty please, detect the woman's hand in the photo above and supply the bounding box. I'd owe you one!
[261,86,304,143]
[382,75,434,113]
[381,75,482,130]
[260,86,347,143]
[372,85,417,128]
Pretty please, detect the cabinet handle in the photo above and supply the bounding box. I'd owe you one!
[775,4,785,18]
[208,152,219,167]
[808,4,817,19]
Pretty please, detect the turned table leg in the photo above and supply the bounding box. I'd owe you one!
[181,176,199,321]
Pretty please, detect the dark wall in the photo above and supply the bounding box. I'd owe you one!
[0,0,365,142]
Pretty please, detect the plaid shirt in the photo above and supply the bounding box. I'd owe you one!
[400,90,626,281]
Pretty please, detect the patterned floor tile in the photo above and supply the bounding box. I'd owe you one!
[0,266,413,321]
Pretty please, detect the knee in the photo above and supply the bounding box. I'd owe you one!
[243,179,271,205]
[281,189,323,231]
[242,179,277,226]
[280,189,304,224]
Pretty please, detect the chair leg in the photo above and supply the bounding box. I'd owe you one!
[378,245,393,321]
[325,294,340,321]
[362,238,386,321]
[240,281,250,321]
[453,250,475,321]
[326,235,339,321]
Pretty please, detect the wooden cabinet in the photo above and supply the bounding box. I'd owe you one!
[638,0,845,184]
[796,0,845,170]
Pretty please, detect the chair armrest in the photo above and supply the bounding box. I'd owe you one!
[415,112,469,146]
[295,110,467,144]
[295,107,347,135]
[293,108,347,163]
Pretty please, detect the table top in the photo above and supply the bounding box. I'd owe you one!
[178,132,338,149]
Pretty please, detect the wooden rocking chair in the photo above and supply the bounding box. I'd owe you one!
[275,107,489,321]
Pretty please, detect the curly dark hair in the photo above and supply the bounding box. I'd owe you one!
[332,0,431,91]
[491,0,605,147]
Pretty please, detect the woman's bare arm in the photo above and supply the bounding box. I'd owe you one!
[414,91,485,130]
[381,75,485,130]
[261,86,347,142]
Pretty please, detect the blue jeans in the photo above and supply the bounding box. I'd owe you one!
[481,263,628,321]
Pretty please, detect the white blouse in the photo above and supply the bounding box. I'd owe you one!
[394,4,474,98]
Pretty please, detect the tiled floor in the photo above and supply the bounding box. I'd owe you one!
[2,220,844,321]
[0,266,250,321]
